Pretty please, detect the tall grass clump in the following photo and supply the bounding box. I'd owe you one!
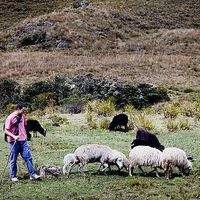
[86,99,115,117]
[99,118,109,129]
[162,102,180,118]
[166,118,180,132]
[166,117,191,132]
[49,114,69,126]
[86,112,97,129]
[134,113,156,132]
[179,117,191,130]
[124,104,136,114]
[180,101,196,117]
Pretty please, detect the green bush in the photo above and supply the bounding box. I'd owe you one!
[22,80,54,103]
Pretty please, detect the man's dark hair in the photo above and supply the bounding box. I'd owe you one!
[16,102,27,110]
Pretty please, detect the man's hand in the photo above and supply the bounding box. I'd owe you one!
[14,135,20,141]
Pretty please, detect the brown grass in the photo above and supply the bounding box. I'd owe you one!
[0,51,200,87]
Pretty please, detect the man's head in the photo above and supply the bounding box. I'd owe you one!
[16,102,27,114]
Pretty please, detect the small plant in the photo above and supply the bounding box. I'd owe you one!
[99,118,109,129]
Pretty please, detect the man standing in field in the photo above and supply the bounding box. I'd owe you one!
[4,102,40,182]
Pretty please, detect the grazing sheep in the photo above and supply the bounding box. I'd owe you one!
[131,128,165,151]
[109,113,128,132]
[129,146,163,177]
[111,149,130,171]
[162,147,192,179]
[63,144,126,177]
[63,153,79,176]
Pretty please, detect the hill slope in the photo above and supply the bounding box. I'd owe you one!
[0,0,200,87]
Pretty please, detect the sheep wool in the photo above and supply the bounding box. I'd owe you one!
[162,147,192,179]
[129,146,163,177]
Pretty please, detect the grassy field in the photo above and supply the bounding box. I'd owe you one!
[0,0,200,199]
[0,115,200,200]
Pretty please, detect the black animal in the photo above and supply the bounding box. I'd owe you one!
[109,113,128,132]
[26,119,46,141]
[131,128,165,151]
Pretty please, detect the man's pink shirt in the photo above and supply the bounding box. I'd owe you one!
[5,111,27,142]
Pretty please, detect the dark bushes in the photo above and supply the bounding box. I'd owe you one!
[0,74,170,112]
[0,79,20,111]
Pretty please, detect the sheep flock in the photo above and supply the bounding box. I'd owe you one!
[63,143,193,180]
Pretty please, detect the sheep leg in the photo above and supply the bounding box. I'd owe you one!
[97,163,103,174]
[78,163,85,175]
[67,162,76,178]
[63,163,68,175]
[150,167,159,177]
[129,165,134,176]
[101,163,109,175]
[138,165,146,175]
[178,166,184,177]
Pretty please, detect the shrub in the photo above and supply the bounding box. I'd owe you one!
[22,80,54,103]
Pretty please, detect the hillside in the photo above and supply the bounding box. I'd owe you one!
[0,0,200,87]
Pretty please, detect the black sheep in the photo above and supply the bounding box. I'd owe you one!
[26,119,46,141]
[109,113,128,132]
[131,128,165,151]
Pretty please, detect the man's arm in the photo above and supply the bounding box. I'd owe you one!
[4,129,19,141]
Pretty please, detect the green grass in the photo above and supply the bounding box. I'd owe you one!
[0,121,200,200]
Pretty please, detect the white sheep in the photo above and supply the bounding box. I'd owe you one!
[129,146,163,177]
[63,144,125,177]
[63,153,79,176]
[111,149,130,171]
[162,147,192,179]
